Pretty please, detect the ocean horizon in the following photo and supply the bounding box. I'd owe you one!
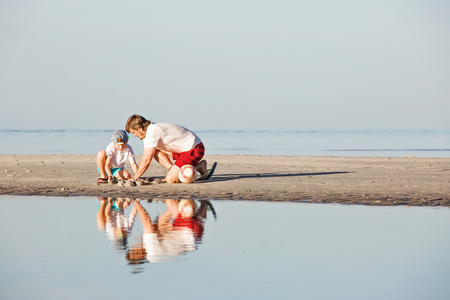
[1,129,449,158]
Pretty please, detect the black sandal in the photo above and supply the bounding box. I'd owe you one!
[97,178,108,184]
[198,162,217,180]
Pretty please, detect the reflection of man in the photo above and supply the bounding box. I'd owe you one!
[126,199,209,265]
[97,197,136,250]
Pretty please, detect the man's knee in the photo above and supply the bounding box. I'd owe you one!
[165,166,180,184]
[165,177,177,184]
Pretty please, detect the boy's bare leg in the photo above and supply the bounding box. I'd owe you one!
[153,150,173,170]
[96,150,107,178]
[117,169,132,180]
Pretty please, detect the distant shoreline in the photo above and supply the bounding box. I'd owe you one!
[1,129,450,158]
[1,154,449,206]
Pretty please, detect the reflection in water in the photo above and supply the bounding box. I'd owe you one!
[2,197,450,299]
[96,198,215,273]
[97,198,134,251]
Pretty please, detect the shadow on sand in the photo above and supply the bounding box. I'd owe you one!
[200,171,350,182]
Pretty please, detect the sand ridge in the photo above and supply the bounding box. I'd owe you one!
[1,154,449,206]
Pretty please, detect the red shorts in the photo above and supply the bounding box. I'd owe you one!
[172,142,205,168]
[173,214,205,240]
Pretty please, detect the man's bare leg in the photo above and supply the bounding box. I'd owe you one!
[165,160,213,183]
[165,165,181,184]
[153,150,173,170]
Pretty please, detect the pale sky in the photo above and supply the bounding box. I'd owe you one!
[1,0,449,131]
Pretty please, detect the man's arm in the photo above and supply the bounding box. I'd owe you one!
[133,147,156,180]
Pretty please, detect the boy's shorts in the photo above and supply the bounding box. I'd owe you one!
[97,166,124,177]
[172,142,205,168]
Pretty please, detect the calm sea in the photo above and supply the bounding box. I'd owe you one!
[1,129,449,157]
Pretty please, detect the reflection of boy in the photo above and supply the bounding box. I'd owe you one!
[96,130,138,183]
[97,198,137,251]
[105,199,136,250]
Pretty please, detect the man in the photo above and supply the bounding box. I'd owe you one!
[125,114,217,183]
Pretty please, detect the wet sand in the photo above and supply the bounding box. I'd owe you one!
[1,154,449,206]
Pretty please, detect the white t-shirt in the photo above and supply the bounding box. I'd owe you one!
[105,143,136,168]
[105,210,136,242]
[143,123,202,154]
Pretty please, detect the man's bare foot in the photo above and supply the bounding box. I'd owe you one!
[195,160,208,176]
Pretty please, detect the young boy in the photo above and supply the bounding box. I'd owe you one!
[96,130,139,183]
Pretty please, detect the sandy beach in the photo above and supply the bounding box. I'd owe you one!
[1,154,449,206]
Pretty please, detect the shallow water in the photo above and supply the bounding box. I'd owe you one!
[1,196,449,300]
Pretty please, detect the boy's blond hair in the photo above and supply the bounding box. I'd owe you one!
[125,114,151,133]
